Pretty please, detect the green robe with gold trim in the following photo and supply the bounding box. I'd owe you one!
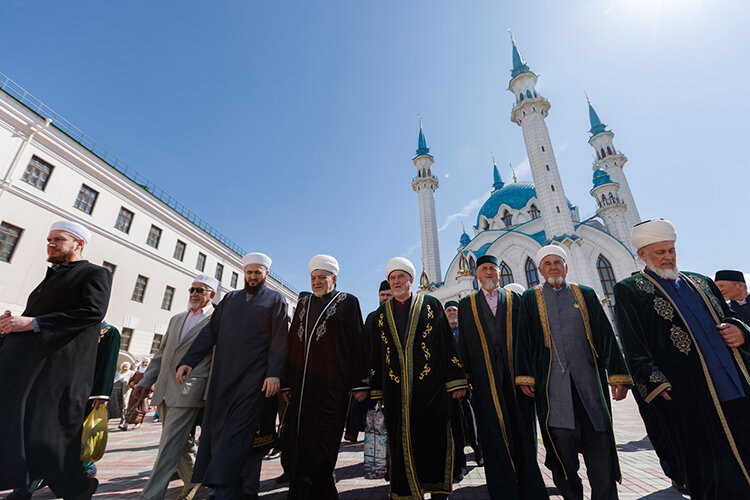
[515,283,631,480]
[614,271,750,499]
[370,293,468,499]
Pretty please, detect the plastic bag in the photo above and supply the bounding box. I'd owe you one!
[80,405,108,462]
[364,408,388,479]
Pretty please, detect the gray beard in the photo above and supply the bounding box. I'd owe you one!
[480,279,499,291]
[449,320,458,328]
[545,276,565,287]
[648,264,680,281]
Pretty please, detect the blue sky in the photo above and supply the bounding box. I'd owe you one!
[2,1,748,312]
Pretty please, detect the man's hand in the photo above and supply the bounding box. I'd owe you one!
[176,365,192,385]
[451,389,466,399]
[376,399,383,410]
[132,385,148,400]
[262,377,280,398]
[718,323,745,348]
[352,390,368,402]
[610,384,628,401]
[520,385,535,398]
[659,388,672,401]
[91,398,107,409]
[0,314,34,334]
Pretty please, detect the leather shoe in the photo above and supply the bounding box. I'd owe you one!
[671,479,689,495]
[73,477,98,500]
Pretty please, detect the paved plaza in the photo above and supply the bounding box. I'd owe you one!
[2,397,687,499]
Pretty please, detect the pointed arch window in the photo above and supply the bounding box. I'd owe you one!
[525,257,540,287]
[597,254,617,317]
[519,93,525,102]
[499,261,514,287]
[526,89,532,99]
[528,204,540,219]
[501,210,513,228]
[600,148,606,158]
[607,146,613,155]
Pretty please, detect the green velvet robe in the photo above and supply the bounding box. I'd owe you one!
[89,323,121,404]
[370,293,468,499]
[614,271,750,499]
[515,283,632,480]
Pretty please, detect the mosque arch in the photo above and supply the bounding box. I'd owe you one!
[525,257,540,287]
[501,210,513,228]
[526,89,532,99]
[499,261,514,287]
[597,254,617,316]
[519,93,524,102]
[600,148,606,158]
[607,146,613,155]
[528,204,540,219]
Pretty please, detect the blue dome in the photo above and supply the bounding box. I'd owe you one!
[476,181,576,228]
[460,231,471,247]
[592,169,614,188]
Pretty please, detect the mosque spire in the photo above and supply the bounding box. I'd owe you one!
[416,114,430,157]
[492,153,504,191]
[509,29,531,79]
[586,93,607,136]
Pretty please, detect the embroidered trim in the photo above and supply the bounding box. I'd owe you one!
[388,368,401,383]
[419,342,431,380]
[515,375,535,386]
[422,323,433,339]
[378,313,384,328]
[636,383,648,399]
[645,382,671,404]
[451,356,463,368]
[635,276,655,294]
[426,304,434,319]
[649,370,668,384]
[608,375,633,386]
[654,297,674,322]
[670,325,691,355]
[418,364,431,380]
[445,378,468,391]
[314,292,347,341]
[296,295,310,341]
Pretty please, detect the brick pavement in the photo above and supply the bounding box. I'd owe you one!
[2,397,687,499]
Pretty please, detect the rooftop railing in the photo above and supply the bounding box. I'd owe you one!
[0,71,298,294]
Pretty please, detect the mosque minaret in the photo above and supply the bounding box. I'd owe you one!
[412,119,442,285]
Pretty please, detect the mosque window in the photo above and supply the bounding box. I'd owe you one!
[545,165,549,171]
[502,210,513,228]
[525,258,540,287]
[541,146,545,152]
[600,148,606,158]
[601,194,607,206]
[607,146,613,155]
[499,261,514,287]
[22,156,53,191]
[0,221,22,263]
[550,185,555,192]
[597,254,617,317]
[556,206,560,213]
[528,204,540,219]
[519,93,524,102]
[526,89,532,98]
[608,193,615,204]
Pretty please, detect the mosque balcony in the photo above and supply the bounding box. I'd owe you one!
[510,97,550,125]
[412,175,439,191]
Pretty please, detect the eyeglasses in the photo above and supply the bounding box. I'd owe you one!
[188,287,210,294]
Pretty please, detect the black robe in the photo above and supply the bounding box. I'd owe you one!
[371,293,468,498]
[457,289,548,500]
[86,323,121,415]
[285,289,369,499]
[615,271,750,499]
[0,260,112,496]
[178,286,288,487]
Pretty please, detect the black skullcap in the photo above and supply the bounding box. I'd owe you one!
[379,280,391,292]
[476,255,499,267]
[715,270,745,283]
[444,300,459,309]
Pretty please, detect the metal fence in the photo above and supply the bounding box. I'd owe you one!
[0,72,298,294]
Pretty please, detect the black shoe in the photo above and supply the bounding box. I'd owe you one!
[473,448,484,467]
[3,491,32,500]
[671,478,689,495]
[264,448,282,460]
[73,477,98,500]
[274,472,289,484]
[344,433,358,443]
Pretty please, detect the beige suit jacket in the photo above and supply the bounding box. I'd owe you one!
[139,308,213,408]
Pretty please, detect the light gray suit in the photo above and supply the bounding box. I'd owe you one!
[138,307,213,500]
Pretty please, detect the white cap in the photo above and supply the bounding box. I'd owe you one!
[535,245,568,266]
[385,257,416,279]
[503,283,526,295]
[49,220,91,245]
[242,252,272,270]
[193,274,219,291]
[631,219,677,250]
[309,254,339,275]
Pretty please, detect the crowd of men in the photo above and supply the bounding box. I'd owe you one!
[1,217,750,500]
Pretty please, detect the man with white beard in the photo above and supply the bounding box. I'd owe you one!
[615,218,750,499]
[516,245,631,500]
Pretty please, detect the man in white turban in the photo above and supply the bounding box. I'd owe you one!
[615,219,750,498]
[370,257,467,499]
[177,251,288,499]
[516,245,631,500]
[283,255,369,499]
[0,220,112,499]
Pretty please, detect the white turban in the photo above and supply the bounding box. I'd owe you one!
[631,219,676,249]
[503,283,526,295]
[309,254,339,275]
[242,252,272,269]
[535,245,568,266]
[193,274,219,291]
[385,257,416,279]
[50,220,91,245]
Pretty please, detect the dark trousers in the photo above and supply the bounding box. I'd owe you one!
[722,396,750,467]
[451,399,467,475]
[242,452,264,495]
[548,388,618,500]
[344,394,369,438]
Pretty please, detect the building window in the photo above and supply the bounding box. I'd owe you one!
[525,257,540,287]
[528,204,541,219]
[114,207,134,233]
[21,156,53,190]
[102,261,116,275]
[545,165,549,171]
[0,222,23,262]
[541,146,545,152]
[73,184,99,214]
[174,240,186,261]
[230,272,239,289]
[215,263,224,283]
[499,261,514,287]
[146,225,162,248]
[121,328,134,351]
[556,206,561,213]
[501,210,513,228]
[161,286,175,311]
[131,275,149,302]
[597,254,617,317]
[550,185,555,192]
[196,252,206,272]
[150,334,164,355]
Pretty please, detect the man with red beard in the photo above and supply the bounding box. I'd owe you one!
[0,220,111,500]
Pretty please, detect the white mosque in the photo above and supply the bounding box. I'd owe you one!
[414,37,641,317]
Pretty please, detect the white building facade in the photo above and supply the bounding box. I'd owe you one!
[0,74,298,357]
[417,39,641,319]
